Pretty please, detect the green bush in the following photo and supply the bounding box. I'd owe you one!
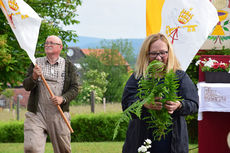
[186,114,198,144]
[74,69,109,105]
[71,113,127,142]
[0,113,197,143]
[0,121,24,142]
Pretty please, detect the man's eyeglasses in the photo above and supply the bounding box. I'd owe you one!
[44,42,61,46]
[148,51,168,58]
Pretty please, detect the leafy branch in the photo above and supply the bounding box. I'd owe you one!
[113,60,182,140]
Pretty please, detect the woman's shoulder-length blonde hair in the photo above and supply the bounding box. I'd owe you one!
[135,33,181,79]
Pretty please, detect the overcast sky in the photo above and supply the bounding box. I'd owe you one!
[65,0,146,39]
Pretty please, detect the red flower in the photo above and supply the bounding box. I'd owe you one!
[220,63,226,69]
[212,63,219,69]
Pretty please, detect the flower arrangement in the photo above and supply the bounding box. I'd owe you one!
[196,58,230,72]
[138,139,152,153]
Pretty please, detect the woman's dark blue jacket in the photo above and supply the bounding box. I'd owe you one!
[122,70,199,153]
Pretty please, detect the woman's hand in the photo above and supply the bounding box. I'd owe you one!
[143,97,163,110]
[164,101,182,114]
[143,97,182,113]
[144,102,163,110]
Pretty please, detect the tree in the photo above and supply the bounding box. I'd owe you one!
[100,39,136,69]
[0,0,81,90]
[103,64,128,102]
[79,48,130,102]
[98,40,134,101]
[74,69,108,104]
[79,55,105,73]
[0,34,21,90]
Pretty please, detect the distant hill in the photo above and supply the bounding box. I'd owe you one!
[67,36,144,57]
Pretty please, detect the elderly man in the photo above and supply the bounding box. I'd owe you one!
[23,35,79,153]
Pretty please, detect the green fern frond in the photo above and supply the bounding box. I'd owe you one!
[113,60,183,140]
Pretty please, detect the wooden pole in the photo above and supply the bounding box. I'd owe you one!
[103,98,106,113]
[40,74,74,133]
[17,95,20,121]
[90,91,95,113]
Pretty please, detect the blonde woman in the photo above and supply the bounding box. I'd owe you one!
[122,33,199,153]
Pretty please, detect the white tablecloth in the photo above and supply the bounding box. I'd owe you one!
[197,82,230,120]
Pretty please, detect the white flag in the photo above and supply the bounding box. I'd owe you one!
[146,0,219,71]
[0,0,42,65]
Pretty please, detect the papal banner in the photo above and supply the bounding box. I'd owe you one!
[146,0,219,71]
[0,0,41,65]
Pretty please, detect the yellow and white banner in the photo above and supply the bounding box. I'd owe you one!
[146,0,219,70]
[0,0,41,64]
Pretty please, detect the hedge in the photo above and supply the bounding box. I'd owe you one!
[70,113,128,142]
[0,113,197,143]
[0,121,24,142]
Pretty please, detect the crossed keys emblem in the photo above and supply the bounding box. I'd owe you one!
[166,8,198,44]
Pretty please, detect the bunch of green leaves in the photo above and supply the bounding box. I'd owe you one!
[113,60,182,140]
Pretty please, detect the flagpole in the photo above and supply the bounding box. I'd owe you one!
[0,0,72,132]
[40,74,74,133]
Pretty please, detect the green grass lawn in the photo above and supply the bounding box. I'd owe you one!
[0,103,122,121]
[0,142,122,153]
[0,142,198,153]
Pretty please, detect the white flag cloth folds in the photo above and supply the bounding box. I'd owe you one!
[146,0,219,71]
[0,0,41,64]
